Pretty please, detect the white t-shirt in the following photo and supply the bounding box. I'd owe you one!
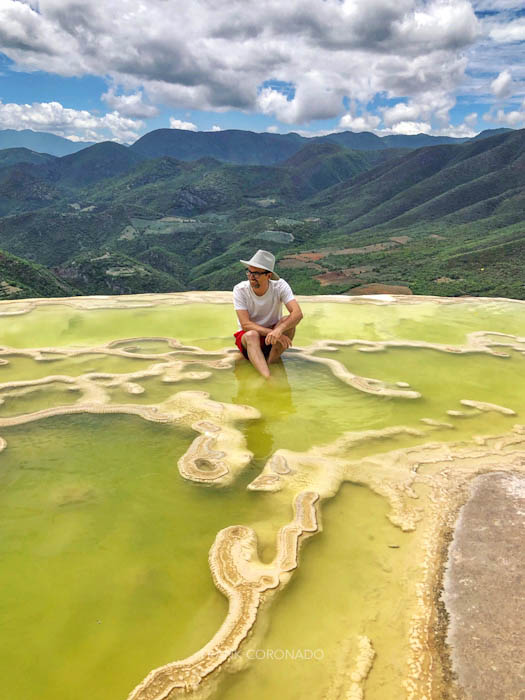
[233,279,295,329]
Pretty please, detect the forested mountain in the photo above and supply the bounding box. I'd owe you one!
[129,126,511,163]
[0,125,511,163]
[0,128,523,300]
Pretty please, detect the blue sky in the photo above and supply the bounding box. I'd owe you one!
[0,0,524,143]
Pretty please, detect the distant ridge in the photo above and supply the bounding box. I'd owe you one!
[129,127,515,164]
[129,128,304,165]
[0,129,95,157]
[471,128,513,141]
[0,126,514,164]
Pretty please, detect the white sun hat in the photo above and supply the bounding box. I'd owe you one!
[240,249,280,280]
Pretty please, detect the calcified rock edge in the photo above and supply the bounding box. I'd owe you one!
[1,292,525,700]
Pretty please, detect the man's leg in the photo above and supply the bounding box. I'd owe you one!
[242,330,271,378]
[268,327,295,364]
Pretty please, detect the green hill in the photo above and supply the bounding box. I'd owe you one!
[51,141,147,187]
[0,148,57,169]
[0,128,524,300]
[0,247,78,299]
[0,164,63,216]
[315,130,525,231]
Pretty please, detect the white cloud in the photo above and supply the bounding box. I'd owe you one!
[211,125,222,131]
[169,118,198,131]
[446,3,525,110]
[489,17,525,43]
[379,92,456,134]
[0,0,480,131]
[433,121,477,137]
[386,121,432,135]
[339,112,381,132]
[393,0,479,51]
[473,1,523,9]
[266,125,279,133]
[101,88,158,118]
[382,101,423,127]
[491,70,513,99]
[494,107,524,127]
[0,100,143,142]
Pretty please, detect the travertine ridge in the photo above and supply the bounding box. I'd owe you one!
[322,635,376,700]
[0,388,259,486]
[126,491,319,700]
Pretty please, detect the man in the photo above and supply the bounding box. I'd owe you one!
[233,249,303,378]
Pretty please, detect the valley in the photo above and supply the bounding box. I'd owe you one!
[0,127,523,300]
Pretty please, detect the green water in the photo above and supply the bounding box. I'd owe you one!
[0,354,163,383]
[2,298,525,350]
[314,345,525,448]
[0,303,236,350]
[0,383,80,418]
[216,483,417,700]
[0,415,292,700]
[298,298,525,345]
[0,296,524,700]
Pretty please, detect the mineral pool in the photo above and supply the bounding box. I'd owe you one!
[0,292,524,700]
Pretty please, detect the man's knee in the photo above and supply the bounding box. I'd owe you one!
[243,330,260,346]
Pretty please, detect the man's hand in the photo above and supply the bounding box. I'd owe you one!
[265,329,292,349]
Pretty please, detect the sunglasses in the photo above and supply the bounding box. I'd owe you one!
[245,269,271,277]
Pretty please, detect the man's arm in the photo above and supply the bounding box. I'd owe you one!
[265,300,303,345]
[236,309,273,336]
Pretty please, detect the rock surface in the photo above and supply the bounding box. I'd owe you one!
[442,472,525,700]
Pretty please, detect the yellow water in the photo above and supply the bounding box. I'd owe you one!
[2,297,525,349]
[216,483,419,700]
[0,295,524,700]
[0,415,292,699]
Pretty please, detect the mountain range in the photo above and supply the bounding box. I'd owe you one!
[0,126,512,160]
[0,126,523,301]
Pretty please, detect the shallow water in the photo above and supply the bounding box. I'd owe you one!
[216,482,418,700]
[0,415,292,700]
[0,294,524,700]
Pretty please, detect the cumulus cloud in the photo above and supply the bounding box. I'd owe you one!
[0,99,143,142]
[493,106,525,127]
[380,92,456,134]
[382,101,424,127]
[385,121,432,135]
[101,88,158,118]
[339,112,381,132]
[0,0,480,131]
[169,118,198,131]
[489,17,525,43]
[468,3,525,102]
[491,70,513,99]
[431,118,477,137]
[211,125,222,131]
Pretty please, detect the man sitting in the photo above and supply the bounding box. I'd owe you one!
[233,249,303,378]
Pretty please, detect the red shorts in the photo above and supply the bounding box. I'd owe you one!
[234,330,272,360]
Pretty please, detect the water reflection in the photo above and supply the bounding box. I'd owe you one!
[233,360,296,460]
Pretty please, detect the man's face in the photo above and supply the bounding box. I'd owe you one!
[246,266,271,291]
